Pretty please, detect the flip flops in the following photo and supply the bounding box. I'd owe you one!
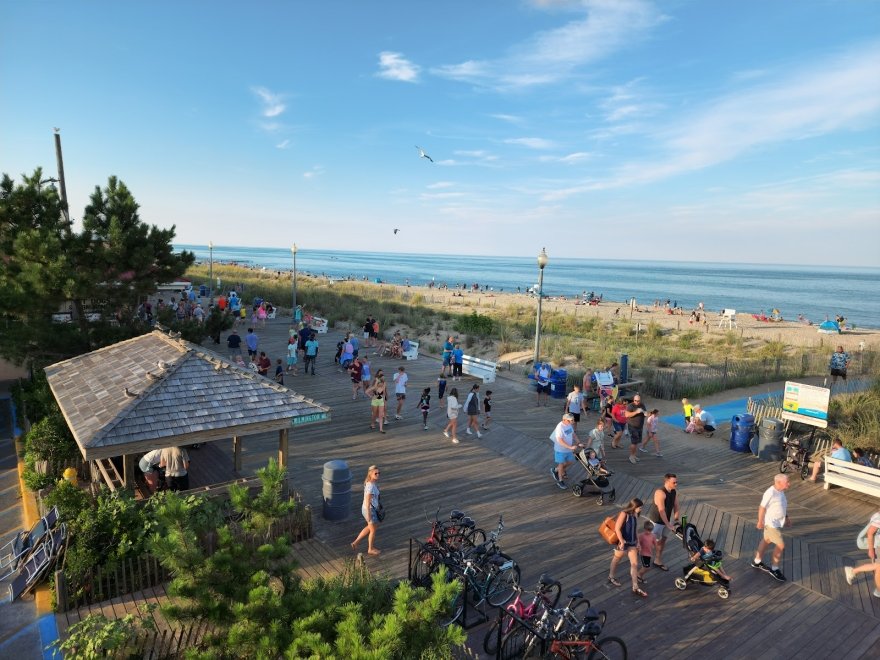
[655,563,669,572]
[632,588,648,598]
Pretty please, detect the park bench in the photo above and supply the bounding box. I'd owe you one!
[403,340,419,361]
[462,355,497,383]
[824,457,880,498]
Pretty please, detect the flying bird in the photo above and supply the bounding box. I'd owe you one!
[415,146,433,163]
[393,228,400,235]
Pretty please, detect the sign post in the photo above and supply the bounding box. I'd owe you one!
[782,381,831,428]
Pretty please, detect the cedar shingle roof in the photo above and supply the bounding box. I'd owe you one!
[44,330,330,460]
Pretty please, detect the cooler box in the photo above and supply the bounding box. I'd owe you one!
[729,414,755,453]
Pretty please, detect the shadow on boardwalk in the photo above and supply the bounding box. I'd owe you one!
[134,320,880,658]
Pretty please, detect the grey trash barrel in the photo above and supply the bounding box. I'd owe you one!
[322,460,352,521]
[758,417,785,461]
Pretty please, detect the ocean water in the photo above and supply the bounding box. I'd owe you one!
[176,245,880,329]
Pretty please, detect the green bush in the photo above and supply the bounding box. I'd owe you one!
[454,311,494,336]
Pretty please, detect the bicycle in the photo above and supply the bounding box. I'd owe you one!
[483,573,561,655]
[438,515,520,626]
[548,633,627,659]
[411,509,486,587]
[501,588,598,658]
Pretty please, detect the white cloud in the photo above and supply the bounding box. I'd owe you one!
[432,0,665,89]
[427,181,456,189]
[376,51,420,82]
[600,78,662,123]
[303,166,325,179]
[490,113,525,125]
[251,86,286,117]
[276,139,290,150]
[421,191,466,200]
[545,42,880,198]
[539,151,592,163]
[505,137,556,149]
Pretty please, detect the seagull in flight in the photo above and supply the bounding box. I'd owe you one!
[393,228,400,235]
[415,146,433,163]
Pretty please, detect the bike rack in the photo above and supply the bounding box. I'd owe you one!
[492,608,548,660]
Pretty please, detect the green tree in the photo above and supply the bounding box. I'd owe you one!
[0,170,194,366]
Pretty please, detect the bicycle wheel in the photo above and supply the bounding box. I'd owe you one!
[800,458,810,481]
[587,636,628,660]
[542,580,563,608]
[484,608,519,655]
[500,623,530,660]
[779,459,789,474]
[465,527,487,548]
[410,546,444,588]
[486,562,521,607]
[563,598,592,631]
[439,589,465,627]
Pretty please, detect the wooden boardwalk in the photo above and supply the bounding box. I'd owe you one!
[61,318,880,658]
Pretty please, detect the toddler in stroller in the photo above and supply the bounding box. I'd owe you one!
[674,523,731,599]
[570,448,616,504]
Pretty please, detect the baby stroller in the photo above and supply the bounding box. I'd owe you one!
[570,448,616,505]
[674,523,731,599]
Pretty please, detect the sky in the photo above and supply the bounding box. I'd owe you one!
[3,0,880,267]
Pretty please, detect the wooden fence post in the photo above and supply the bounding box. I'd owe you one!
[55,569,68,612]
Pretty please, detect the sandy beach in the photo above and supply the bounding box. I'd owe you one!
[312,276,880,353]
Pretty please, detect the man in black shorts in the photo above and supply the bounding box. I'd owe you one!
[648,473,679,571]
[625,395,646,465]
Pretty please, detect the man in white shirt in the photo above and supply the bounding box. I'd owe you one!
[393,366,408,420]
[693,404,716,437]
[752,473,790,581]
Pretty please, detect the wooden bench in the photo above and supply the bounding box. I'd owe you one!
[403,340,419,361]
[824,457,880,497]
[461,355,497,383]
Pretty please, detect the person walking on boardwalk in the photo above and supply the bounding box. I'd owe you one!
[607,498,647,597]
[393,366,408,420]
[304,332,319,375]
[452,344,464,381]
[464,383,482,438]
[351,465,382,556]
[444,387,462,444]
[639,409,662,457]
[245,327,259,359]
[844,508,880,598]
[367,372,387,433]
[349,356,364,399]
[828,345,851,388]
[752,473,790,582]
[550,413,582,490]
[481,389,493,431]
[647,473,680,571]
[625,395,647,465]
[227,329,243,359]
[565,385,586,432]
[417,387,431,430]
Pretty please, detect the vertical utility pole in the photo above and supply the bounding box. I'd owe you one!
[54,128,71,236]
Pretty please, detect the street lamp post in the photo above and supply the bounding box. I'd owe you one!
[533,248,549,365]
[291,244,298,319]
[208,241,214,302]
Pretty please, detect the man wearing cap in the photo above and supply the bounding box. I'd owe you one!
[550,413,582,490]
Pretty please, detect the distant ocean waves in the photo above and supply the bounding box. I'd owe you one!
[176,245,880,329]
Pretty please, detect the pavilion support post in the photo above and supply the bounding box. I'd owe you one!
[278,428,289,471]
[232,435,242,473]
[122,454,136,490]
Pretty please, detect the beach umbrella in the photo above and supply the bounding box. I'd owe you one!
[817,320,840,334]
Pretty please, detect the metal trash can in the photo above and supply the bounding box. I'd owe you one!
[757,417,785,461]
[551,369,568,399]
[619,354,629,385]
[730,414,756,453]
[199,284,207,297]
[322,460,352,521]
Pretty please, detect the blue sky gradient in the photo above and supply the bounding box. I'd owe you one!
[3,1,879,266]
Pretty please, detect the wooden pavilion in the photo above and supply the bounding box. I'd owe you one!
[44,329,331,493]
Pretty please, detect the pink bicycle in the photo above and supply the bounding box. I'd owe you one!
[483,573,562,655]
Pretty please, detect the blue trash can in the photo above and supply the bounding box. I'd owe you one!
[619,354,629,384]
[551,369,568,399]
[199,284,207,297]
[730,414,755,452]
